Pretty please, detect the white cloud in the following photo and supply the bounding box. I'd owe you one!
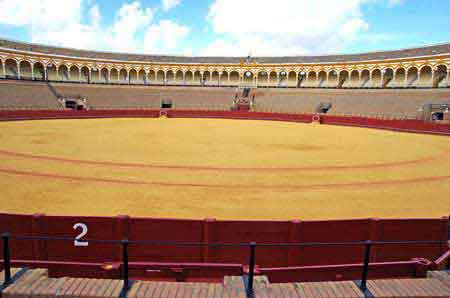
[161,0,181,11]
[204,0,372,56]
[388,0,404,5]
[104,1,153,53]
[0,0,190,55]
[144,20,190,54]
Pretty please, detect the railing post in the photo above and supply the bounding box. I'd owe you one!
[121,239,129,293]
[2,233,11,286]
[247,242,256,297]
[360,240,372,292]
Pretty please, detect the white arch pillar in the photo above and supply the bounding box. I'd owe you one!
[447,70,450,86]
[16,61,21,79]
[55,66,59,81]
[78,68,82,82]
[1,61,5,78]
[30,63,34,80]
[88,69,92,83]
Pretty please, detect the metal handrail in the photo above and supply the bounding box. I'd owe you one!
[1,232,448,298]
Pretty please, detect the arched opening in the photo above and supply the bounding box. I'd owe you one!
[175,70,184,84]
[327,71,338,88]
[268,71,277,86]
[257,71,268,86]
[46,64,57,81]
[100,68,109,82]
[360,69,370,87]
[318,71,327,87]
[371,69,382,88]
[279,71,288,87]
[419,65,432,87]
[109,69,119,82]
[166,70,175,84]
[435,65,448,87]
[90,67,99,83]
[339,70,349,88]
[193,71,201,85]
[69,65,79,81]
[129,69,138,84]
[119,69,128,83]
[383,68,394,88]
[19,60,32,79]
[220,71,228,85]
[211,71,219,86]
[156,70,165,83]
[5,59,18,79]
[350,70,359,87]
[288,71,296,87]
[394,68,406,87]
[148,70,156,83]
[297,71,307,87]
[406,67,419,87]
[243,71,254,84]
[80,66,90,83]
[33,62,45,80]
[138,70,146,84]
[203,71,211,85]
[185,71,193,84]
[229,71,239,85]
[59,65,69,81]
[307,71,317,87]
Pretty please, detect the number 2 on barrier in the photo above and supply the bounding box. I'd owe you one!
[73,223,89,247]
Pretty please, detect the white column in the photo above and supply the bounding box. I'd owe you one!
[1,61,5,78]
[431,68,436,88]
[88,69,92,83]
[30,64,34,80]
[79,69,82,82]
[126,70,130,83]
[446,71,450,87]
[55,67,59,81]
[44,67,48,81]
[404,70,408,86]
[16,61,21,79]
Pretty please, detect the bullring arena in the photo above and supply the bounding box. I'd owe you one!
[0,38,450,298]
[0,117,450,220]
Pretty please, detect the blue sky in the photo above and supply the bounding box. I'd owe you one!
[0,0,449,56]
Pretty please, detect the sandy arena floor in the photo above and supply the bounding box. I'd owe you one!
[0,117,449,220]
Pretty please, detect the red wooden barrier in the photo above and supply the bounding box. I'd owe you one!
[0,213,448,282]
[0,214,447,266]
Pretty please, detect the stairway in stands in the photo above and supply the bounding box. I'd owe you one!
[232,88,254,111]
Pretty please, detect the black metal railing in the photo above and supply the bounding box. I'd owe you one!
[0,232,448,298]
